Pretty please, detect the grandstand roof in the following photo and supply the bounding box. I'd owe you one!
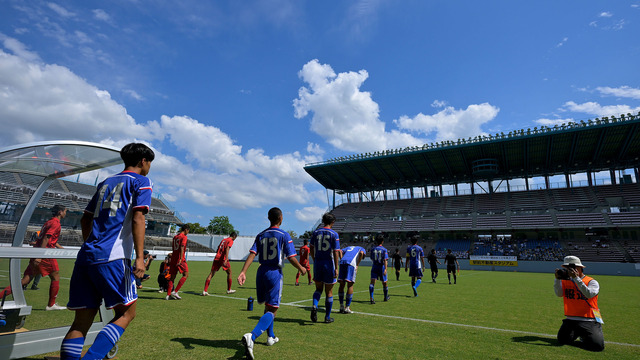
[304,113,640,193]
[0,140,121,178]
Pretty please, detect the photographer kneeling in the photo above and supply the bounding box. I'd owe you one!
[554,256,604,352]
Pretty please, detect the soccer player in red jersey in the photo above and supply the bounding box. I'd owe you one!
[295,239,312,286]
[202,231,238,295]
[167,224,190,300]
[0,205,67,310]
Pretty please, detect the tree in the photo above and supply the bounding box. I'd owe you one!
[287,230,297,239]
[207,216,236,235]
[185,222,207,234]
[300,230,313,240]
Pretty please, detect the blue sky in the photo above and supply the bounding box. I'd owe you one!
[1,1,639,236]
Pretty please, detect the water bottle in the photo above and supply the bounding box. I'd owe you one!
[247,296,254,311]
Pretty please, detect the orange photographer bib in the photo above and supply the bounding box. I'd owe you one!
[561,276,599,318]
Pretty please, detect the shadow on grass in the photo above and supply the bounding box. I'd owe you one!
[247,315,312,326]
[171,337,244,359]
[512,335,560,347]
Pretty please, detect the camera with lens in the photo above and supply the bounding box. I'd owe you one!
[556,264,575,280]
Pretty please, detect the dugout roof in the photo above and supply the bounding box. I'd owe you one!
[0,140,121,178]
[304,113,640,193]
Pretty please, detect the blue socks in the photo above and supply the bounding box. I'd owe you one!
[60,337,84,360]
[369,284,374,299]
[82,323,124,360]
[383,286,388,299]
[346,294,353,307]
[251,312,274,341]
[312,291,321,308]
[267,319,275,338]
[416,279,422,288]
[325,296,333,319]
[338,292,344,307]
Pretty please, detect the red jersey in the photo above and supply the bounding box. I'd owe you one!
[299,245,310,265]
[214,237,234,262]
[37,217,61,248]
[172,233,188,263]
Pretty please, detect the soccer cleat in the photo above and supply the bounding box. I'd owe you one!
[227,289,236,294]
[310,306,318,322]
[295,282,299,286]
[31,285,39,290]
[158,289,164,293]
[267,336,279,346]
[171,291,182,300]
[165,295,171,300]
[384,295,390,302]
[339,306,345,314]
[343,307,353,314]
[370,298,375,304]
[412,286,418,297]
[201,291,209,296]
[308,282,313,285]
[45,303,67,311]
[242,333,254,359]
[324,317,334,323]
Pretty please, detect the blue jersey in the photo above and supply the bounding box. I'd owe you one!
[370,245,388,268]
[340,246,366,267]
[77,171,153,265]
[250,227,296,268]
[406,244,424,270]
[310,227,340,261]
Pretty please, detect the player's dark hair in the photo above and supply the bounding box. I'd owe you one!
[447,249,452,253]
[395,248,399,253]
[268,207,282,225]
[180,224,190,232]
[412,235,420,244]
[303,239,308,245]
[322,212,336,226]
[431,249,436,254]
[120,143,155,168]
[375,234,384,245]
[230,231,238,238]
[51,204,66,216]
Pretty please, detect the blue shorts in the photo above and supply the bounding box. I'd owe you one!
[256,266,283,308]
[370,265,387,282]
[68,259,137,310]
[338,263,357,283]
[409,267,423,278]
[313,259,337,284]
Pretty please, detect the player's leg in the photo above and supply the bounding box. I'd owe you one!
[411,275,417,297]
[575,321,605,351]
[447,268,452,284]
[307,264,312,284]
[60,308,99,360]
[338,280,346,312]
[557,319,578,346]
[83,302,137,359]
[46,271,63,308]
[225,267,235,293]
[345,282,355,311]
[166,265,177,299]
[369,278,376,303]
[311,262,325,322]
[203,270,214,295]
[295,270,301,285]
[323,283,335,322]
[382,278,389,301]
[174,264,189,293]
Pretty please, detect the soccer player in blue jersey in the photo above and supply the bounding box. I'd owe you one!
[309,213,341,324]
[238,207,306,360]
[59,143,154,360]
[337,245,366,314]
[369,234,389,304]
[405,235,425,297]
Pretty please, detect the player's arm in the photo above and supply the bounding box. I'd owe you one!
[237,252,256,286]
[333,249,341,278]
[288,255,306,275]
[456,259,460,273]
[355,251,365,268]
[55,242,64,249]
[421,256,425,269]
[384,258,388,275]
[80,211,93,241]
[132,209,147,278]
[309,244,315,261]
[405,253,410,271]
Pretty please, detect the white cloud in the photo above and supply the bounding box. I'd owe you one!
[431,100,447,108]
[295,206,326,222]
[560,101,640,117]
[394,103,500,142]
[556,37,568,48]
[534,118,575,126]
[293,59,425,152]
[0,36,321,210]
[599,12,613,18]
[596,86,640,100]
[0,33,40,62]
[47,3,75,18]
[93,9,111,22]
[306,142,324,155]
[124,89,144,101]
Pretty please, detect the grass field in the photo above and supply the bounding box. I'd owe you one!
[2,258,639,359]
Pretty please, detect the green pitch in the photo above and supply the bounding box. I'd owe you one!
[2,259,639,359]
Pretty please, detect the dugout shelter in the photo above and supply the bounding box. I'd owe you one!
[0,141,121,359]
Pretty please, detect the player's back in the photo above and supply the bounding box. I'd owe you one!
[370,245,388,267]
[407,245,424,269]
[340,246,364,266]
[299,245,310,263]
[310,227,339,261]
[215,237,233,261]
[252,227,295,268]
[78,171,152,265]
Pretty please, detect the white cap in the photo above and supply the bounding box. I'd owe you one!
[562,255,585,268]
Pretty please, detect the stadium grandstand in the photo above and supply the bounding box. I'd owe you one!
[304,112,640,264]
